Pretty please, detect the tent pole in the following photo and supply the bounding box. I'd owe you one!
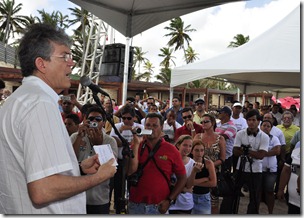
[122,37,131,104]
[169,87,173,108]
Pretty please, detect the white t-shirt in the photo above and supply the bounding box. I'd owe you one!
[234,129,269,173]
[262,135,281,172]
[287,144,300,207]
[270,126,286,145]
[0,76,85,214]
[231,116,248,131]
[169,158,195,211]
[110,122,143,159]
[162,120,182,140]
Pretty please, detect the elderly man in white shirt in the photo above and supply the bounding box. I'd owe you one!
[0,24,116,214]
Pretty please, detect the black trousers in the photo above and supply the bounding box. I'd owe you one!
[112,159,127,214]
[224,156,233,173]
[220,172,262,214]
[86,203,110,214]
[288,203,300,214]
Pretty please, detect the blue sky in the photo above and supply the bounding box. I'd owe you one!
[245,0,274,8]
[14,0,300,77]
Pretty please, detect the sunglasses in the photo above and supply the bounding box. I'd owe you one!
[122,117,133,120]
[88,116,103,122]
[182,115,192,120]
[147,102,153,105]
[62,102,72,105]
[201,120,211,124]
[196,103,204,106]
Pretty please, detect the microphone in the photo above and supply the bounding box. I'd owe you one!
[80,76,109,97]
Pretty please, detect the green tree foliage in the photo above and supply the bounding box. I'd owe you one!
[133,46,148,76]
[135,60,154,82]
[158,47,176,69]
[0,0,27,44]
[228,33,250,48]
[164,17,196,63]
[185,46,199,63]
[155,67,171,84]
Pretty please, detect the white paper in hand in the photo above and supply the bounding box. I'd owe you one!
[93,144,118,166]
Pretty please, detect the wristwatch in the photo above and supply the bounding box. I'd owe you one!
[166,197,175,205]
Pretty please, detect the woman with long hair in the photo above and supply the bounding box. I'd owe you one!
[191,139,217,214]
[168,135,203,214]
[194,114,226,214]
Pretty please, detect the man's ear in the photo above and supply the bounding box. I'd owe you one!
[35,57,46,73]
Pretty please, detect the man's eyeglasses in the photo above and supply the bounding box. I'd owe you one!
[147,102,153,105]
[182,115,192,120]
[52,53,73,62]
[201,120,211,124]
[196,103,204,106]
[122,117,133,120]
[88,116,103,122]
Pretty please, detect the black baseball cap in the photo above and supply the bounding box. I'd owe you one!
[217,106,232,116]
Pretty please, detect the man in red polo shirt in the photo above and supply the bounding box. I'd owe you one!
[127,113,186,214]
[174,107,203,141]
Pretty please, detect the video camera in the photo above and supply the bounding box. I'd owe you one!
[241,144,251,156]
[132,127,152,136]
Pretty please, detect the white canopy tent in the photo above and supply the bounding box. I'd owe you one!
[170,5,300,96]
[69,0,243,103]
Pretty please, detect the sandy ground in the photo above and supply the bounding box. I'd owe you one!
[109,189,289,215]
[219,189,288,214]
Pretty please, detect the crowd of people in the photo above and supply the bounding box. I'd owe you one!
[0,23,300,215]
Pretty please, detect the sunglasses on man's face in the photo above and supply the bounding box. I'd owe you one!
[88,116,103,122]
[182,115,192,120]
[201,120,211,124]
[122,117,133,120]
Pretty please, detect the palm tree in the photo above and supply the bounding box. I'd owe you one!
[35,9,69,29]
[228,34,250,48]
[164,17,196,63]
[185,46,199,63]
[155,67,171,84]
[68,7,90,53]
[56,11,69,29]
[23,15,37,27]
[0,0,27,45]
[68,7,90,31]
[133,46,148,75]
[135,60,154,82]
[193,77,237,90]
[158,47,176,69]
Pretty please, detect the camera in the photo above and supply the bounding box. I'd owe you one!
[61,95,71,101]
[89,121,98,128]
[241,144,251,155]
[132,128,152,136]
[127,169,143,187]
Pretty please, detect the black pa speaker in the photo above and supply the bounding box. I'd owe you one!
[100,43,133,82]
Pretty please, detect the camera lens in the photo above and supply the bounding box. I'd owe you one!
[136,128,142,134]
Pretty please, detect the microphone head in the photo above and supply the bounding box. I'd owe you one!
[80,76,91,86]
